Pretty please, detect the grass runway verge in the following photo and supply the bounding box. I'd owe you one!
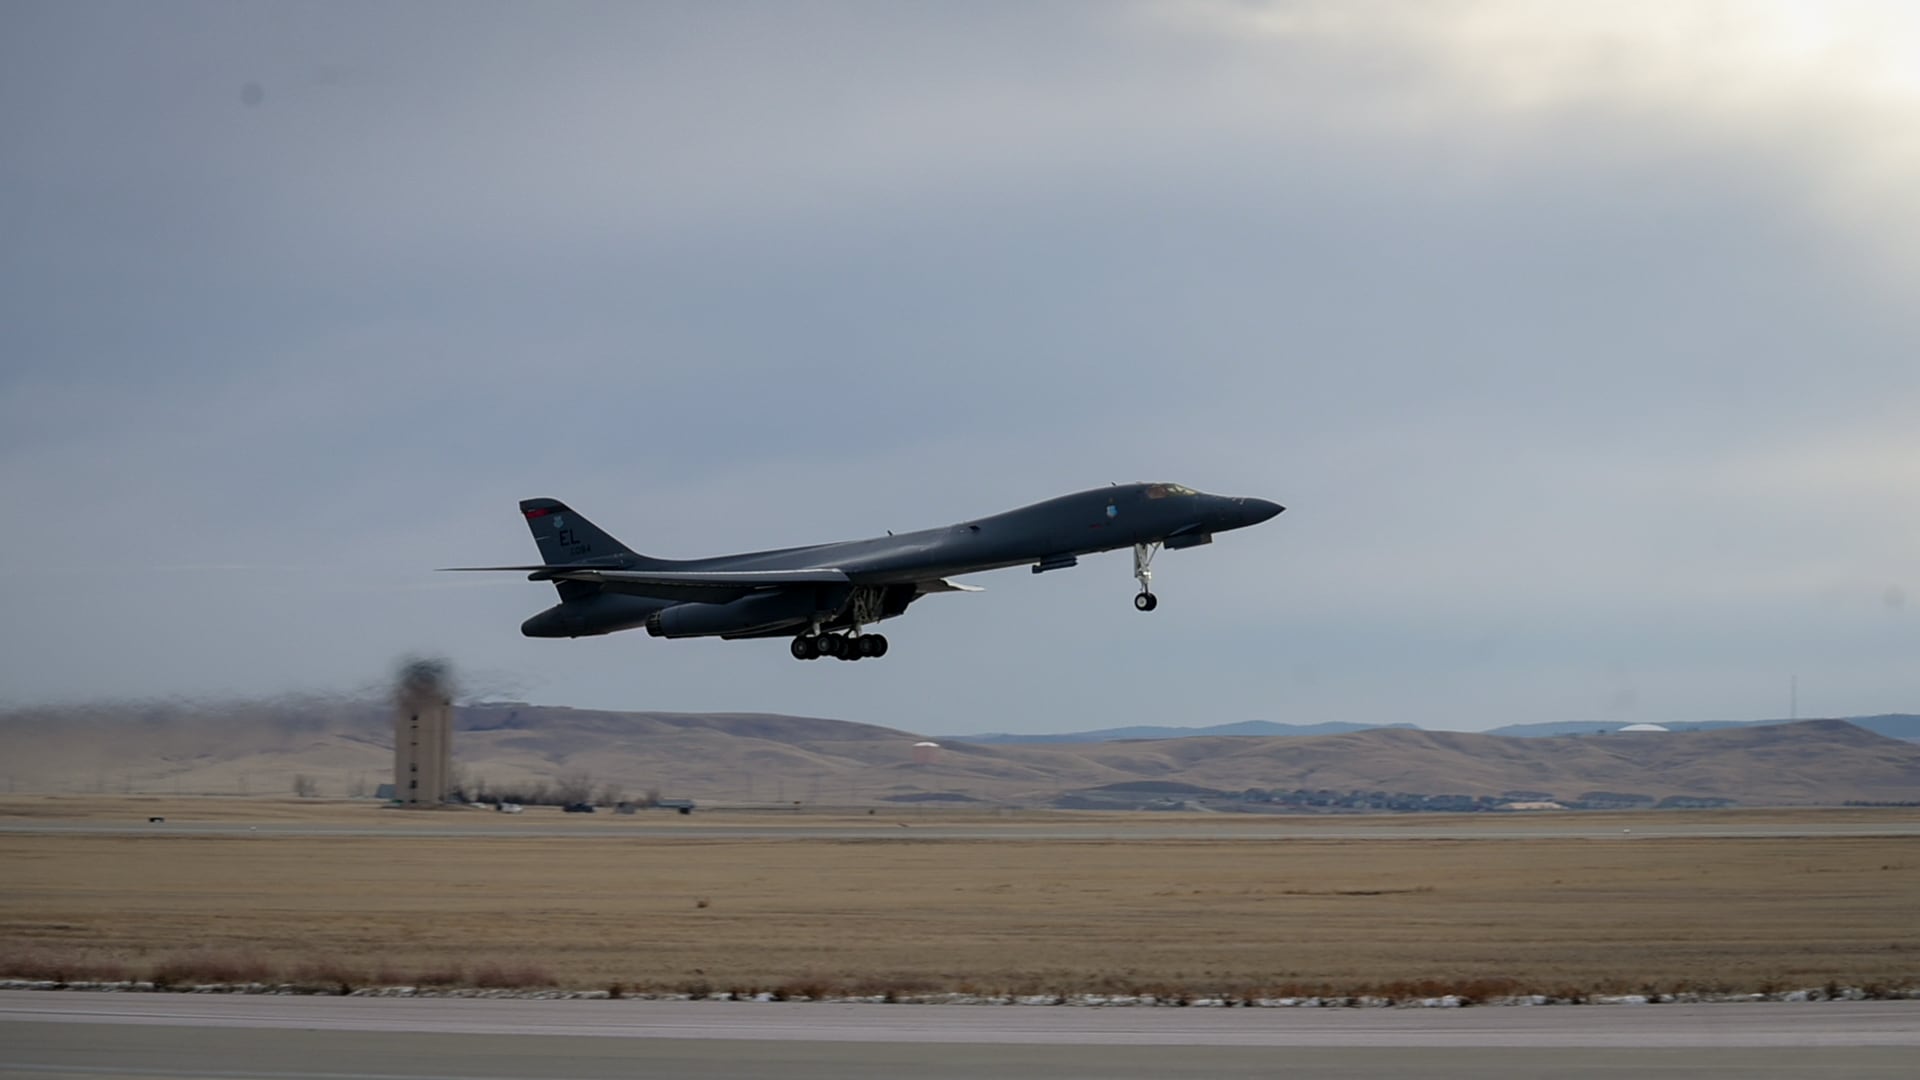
[3,801,1917,1000]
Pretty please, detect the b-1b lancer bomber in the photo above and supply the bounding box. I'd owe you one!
[445,483,1283,661]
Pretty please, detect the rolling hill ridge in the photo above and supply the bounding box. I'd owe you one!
[4,699,1918,808]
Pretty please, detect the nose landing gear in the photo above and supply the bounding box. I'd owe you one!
[1133,542,1160,612]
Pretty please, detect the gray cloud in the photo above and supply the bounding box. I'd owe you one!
[1,2,1914,730]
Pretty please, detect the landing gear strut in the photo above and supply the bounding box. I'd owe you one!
[1133,542,1160,612]
[791,632,888,661]
[791,586,894,660]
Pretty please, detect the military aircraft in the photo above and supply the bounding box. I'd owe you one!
[444,483,1282,661]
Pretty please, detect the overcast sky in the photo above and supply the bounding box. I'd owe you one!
[2,1,1915,734]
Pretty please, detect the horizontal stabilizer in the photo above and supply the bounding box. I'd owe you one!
[538,567,850,587]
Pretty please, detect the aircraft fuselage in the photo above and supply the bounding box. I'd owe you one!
[459,482,1283,656]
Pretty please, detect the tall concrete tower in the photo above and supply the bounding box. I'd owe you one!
[393,659,453,808]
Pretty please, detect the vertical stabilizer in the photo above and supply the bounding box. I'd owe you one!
[519,498,637,564]
[519,498,651,602]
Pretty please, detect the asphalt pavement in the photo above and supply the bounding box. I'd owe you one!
[2,992,1916,1080]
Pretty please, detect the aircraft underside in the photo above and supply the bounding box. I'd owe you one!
[747,543,1170,661]
[675,583,917,662]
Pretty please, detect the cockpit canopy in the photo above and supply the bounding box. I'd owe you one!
[1145,483,1197,499]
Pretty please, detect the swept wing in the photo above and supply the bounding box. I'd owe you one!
[440,564,849,603]
[440,565,976,604]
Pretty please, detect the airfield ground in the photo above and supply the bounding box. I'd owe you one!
[2,797,1916,999]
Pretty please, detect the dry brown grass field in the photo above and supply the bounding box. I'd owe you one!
[3,798,1917,1000]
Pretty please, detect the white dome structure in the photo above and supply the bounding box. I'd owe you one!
[1618,723,1670,733]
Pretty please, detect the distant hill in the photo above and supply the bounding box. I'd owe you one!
[954,714,1920,744]
[3,700,1918,808]
[946,720,1418,743]
[1486,714,1920,742]
[0,698,978,803]
[1025,719,1920,806]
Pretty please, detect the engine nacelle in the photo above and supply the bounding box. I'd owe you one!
[522,594,666,638]
[645,591,821,639]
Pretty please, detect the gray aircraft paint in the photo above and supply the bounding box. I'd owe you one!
[446,483,1282,654]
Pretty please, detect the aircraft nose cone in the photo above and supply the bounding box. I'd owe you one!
[1241,497,1285,526]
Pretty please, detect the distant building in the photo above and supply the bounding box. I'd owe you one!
[393,661,453,808]
[1618,723,1670,733]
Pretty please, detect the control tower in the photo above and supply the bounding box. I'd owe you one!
[393,659,453,807]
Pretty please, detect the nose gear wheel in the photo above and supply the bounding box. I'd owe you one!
[1133,542,1161,612]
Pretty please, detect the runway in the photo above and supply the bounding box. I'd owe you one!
[2,992,1915,1079]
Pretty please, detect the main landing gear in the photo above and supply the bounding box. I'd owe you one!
[790,632,889,661]
[1133,542,1160,612]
